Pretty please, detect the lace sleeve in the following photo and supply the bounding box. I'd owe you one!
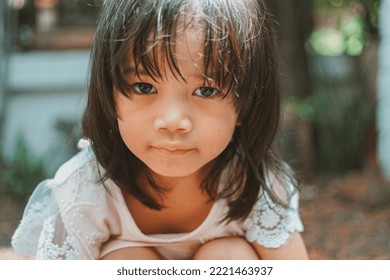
[11,149,117,260]
[243,170,304,248]
[11,180,82,259]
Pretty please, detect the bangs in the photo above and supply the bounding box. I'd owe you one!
[103,0,258,97]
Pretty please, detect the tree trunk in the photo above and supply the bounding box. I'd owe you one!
[266,0,312,99]
[266,0,316,175]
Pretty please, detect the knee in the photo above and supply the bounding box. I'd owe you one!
[193,237,259,260]
[101,247,161,260]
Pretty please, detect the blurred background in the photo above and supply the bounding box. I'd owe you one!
[0,0,389,259]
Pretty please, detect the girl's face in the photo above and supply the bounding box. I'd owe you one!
[114,28,239,179]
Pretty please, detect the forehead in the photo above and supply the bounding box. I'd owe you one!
[118,5,238,87]
[130,23,209,77]
[149,20,204,56]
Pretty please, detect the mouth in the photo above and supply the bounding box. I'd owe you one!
[151,145,195,158]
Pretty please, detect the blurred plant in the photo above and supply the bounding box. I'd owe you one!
[309,15,365,56]
[284,80,375,174]
[313,0,380,28]
[0,136,47,199]
[309,0,379,56]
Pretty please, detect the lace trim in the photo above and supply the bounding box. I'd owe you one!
[36,215,81,260]
[244,191,303,248]
[11,184,51,256]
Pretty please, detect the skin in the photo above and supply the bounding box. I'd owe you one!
[105,26,308,260]
[115,31,239,181]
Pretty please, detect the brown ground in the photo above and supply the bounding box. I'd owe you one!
[300,166,390,259]
[1,166,389,259]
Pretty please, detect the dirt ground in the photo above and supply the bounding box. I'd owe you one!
[0,166,389,260]
[300,166,390,259]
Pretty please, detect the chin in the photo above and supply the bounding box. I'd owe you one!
[146,161,208,179]
[149,167,200,178]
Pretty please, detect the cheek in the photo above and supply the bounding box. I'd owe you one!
[117,120,131,147]
[217,105,239,133]
[203,125,236,161]
[204,111,238,146]
[117,118,144,152]
[115,96,148,143]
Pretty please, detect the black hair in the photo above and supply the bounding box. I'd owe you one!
[82,0,293,222]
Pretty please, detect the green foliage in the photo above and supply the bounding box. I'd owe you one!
[0,136,47,199]
[299,1,378,174]
[285,79,375,174]
[312,0,380,28]
[313,0,353,9]
[313,0,379,11]
[309,0,379,57]
[309,12,367,56]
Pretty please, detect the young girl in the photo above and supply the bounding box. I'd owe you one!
[12,0,308,260]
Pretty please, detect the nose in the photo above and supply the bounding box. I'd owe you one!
[153,98,193,133]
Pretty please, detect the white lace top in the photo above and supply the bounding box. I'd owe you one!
[11,147,304,260]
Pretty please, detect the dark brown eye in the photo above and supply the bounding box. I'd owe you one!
[193,87,219,98]
[133,83,156,94]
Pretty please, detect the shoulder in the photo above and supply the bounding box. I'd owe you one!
[50,147,98,186]
[47,147,121,258]
[243,163,304,248]
[47,147,109,204]
[47,147,117,213]
[12,147,120,259]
